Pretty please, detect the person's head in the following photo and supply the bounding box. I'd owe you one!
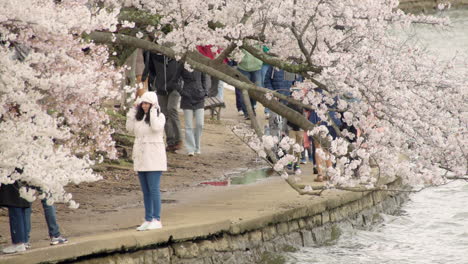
[135,92,159,124]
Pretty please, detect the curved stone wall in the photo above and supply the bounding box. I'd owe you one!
[74,182,409,264]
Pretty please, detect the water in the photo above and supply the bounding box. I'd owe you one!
[199,168,273,186]
[288,9,468,264]
[288,181,468,264]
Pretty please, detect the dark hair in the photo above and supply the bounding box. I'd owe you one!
[135,103,151,124]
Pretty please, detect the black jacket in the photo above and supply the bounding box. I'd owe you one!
[142,52,183,95]
[180,69,210,110]
[0,182,31,208]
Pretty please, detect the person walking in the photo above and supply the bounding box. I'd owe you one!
[237,49,263,119]
[180,68,210,156]
[142,52,183,152]
[126,92,167,231]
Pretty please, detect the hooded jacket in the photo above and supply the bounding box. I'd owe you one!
[180,69,210,110]
[126,92,167,171]
[142,52,183,96]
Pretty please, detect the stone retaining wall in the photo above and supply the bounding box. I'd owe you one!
[76,184,409,264]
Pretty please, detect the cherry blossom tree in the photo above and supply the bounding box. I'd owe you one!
[91,0,466,193]
[1,0,466,205]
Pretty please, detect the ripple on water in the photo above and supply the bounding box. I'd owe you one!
[288,180,468,264]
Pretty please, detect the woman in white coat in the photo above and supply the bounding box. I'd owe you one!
[126,92,167,231]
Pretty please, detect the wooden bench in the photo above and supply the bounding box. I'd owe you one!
[204,96,226,120]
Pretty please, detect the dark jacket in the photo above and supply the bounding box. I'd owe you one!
[180,69,210,110]
[0,182,31,208]
[142,52,183,96]
[308,88,342,139]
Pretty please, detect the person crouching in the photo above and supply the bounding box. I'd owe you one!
[126,92,167,231]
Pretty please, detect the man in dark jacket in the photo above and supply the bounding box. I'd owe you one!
[142,51,184,151]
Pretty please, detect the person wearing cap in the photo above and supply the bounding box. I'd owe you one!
[126,92,167,231]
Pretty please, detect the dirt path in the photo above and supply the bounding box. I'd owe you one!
[0,88,269,246]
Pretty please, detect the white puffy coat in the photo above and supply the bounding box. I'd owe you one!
[126,107,167,171]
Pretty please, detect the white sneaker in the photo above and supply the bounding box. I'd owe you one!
[188,152,194,156]
[238,110,244,116]
[136,221,151,231]
[195,150,201,155]
[147,219,163,230]
[2,243,26,254]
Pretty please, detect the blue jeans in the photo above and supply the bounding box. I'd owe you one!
[24,199,61,242]
[183,108,204,153]
[8,207,30,244]
[260,64,270,114]
[138,171,162,221]
[40,200,60,238]
[217,81,224,101]
[235,88,243,112]
[238,69,262,117]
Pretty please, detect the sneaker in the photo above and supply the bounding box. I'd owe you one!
[2,243,26,254]
[136,221,151,231]
[195,150,201,155]
[50,236,68,245]
[300,158,307,164]
[188,152,194,156]
[287,163,293,170]
[238,110,244,116]
[147,219,163,230]
[265,113,270,119]
[25,242,31,249]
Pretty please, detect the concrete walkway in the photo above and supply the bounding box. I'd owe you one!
[0,163,356,264]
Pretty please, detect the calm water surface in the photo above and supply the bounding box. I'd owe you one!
[288,9,468,264]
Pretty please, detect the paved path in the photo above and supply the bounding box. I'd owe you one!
[0,163,342,264]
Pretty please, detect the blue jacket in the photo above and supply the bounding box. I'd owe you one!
[263,66,295,96]
[263,66,301,96]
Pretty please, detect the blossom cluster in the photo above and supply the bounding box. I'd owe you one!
[0,0,121,206]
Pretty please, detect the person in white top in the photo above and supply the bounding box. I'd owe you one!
[126,92,167,231]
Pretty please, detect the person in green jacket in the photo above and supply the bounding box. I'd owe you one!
[236,49,263,119]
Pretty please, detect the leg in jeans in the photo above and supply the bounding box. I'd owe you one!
[194,108,205,153]
[145,171,162,221]
[183,109,196,153]
[166,90,182,146]
[25,207,31,243]
[137,171,153,222]
[41,199,61,238]
[260,63,269,114]
[235,88,243,112]
[217,81,224,101]
[251,69,263,110]
[238,69,258,117]
[8,207,28,244]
